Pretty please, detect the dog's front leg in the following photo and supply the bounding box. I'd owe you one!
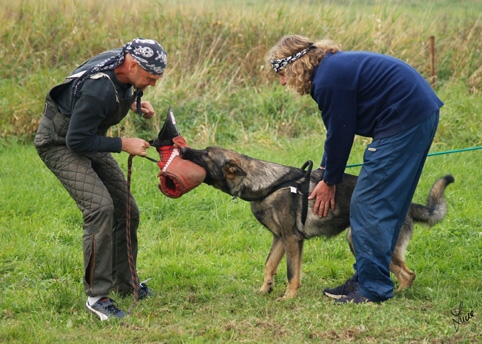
[260,235,285,294]
[280,235,304,300]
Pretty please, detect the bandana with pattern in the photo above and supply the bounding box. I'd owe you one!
[70,38,167,115]
[270,43,313,73]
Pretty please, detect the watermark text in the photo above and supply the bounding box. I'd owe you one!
[451,301,474,332]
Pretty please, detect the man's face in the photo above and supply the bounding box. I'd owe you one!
[131,63,163,90]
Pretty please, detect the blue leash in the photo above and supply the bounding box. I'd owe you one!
[346,146,482,168]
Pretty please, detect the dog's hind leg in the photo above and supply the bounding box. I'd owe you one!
[390,226,416,291]
[346,228,355,255]
[390,244,416,291]
[390,257,416,290]
[260,235,285,294]
[281,235,304,300]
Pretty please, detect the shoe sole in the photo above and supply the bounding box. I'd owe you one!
[323,291,347,300]
[334,299,374,305]
[85,303,109,321]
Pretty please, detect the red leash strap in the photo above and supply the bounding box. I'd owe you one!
[126,154,140,313]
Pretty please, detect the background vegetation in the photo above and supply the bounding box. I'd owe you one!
[1,0,481,146]
[0,0,481,343]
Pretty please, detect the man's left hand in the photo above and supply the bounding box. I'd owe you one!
[131,101,155,119]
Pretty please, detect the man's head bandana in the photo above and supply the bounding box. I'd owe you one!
[270,43,313,73]
[70,38,167,114]
[126,38,167,76]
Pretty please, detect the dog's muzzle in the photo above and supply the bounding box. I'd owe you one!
[151,108,206,198]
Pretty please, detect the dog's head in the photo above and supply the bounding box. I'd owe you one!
[180,146,248,197]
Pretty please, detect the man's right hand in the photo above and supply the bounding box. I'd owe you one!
[121,137,151,156]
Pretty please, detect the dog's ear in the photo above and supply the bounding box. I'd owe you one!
[222,160,247,179]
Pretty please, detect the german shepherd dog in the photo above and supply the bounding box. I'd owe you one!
[180,146,454,299]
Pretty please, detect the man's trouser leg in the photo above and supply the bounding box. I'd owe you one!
[91,152,140,294]
[37,146,139,296]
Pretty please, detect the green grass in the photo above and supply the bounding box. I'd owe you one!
[1,0,482,342]
[1,139,481,343]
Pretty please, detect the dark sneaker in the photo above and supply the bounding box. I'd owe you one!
[138,279,154,300]
[85,297,127,321]
[334,290,374,304]
[323,273,359,299]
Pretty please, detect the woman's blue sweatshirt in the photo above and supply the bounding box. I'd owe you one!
[310,51,443,185]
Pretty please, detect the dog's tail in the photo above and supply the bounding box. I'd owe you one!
[410,174,454,226]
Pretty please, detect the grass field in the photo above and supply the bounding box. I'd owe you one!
[1,139,481,343]
[1,0,481,343]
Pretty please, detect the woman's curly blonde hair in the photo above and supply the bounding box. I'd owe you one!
[267,35,340,95]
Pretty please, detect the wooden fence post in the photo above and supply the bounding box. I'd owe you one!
[430,36,436,88]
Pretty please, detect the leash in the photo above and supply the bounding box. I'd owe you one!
[126,154,140,313]
[143,155,159,163]
[125,154,159,315]
[346,145,482,168]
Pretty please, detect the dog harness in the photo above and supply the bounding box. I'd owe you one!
[268,160,313,229]
[293,160,313,228]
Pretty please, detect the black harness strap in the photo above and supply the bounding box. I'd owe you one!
[298,160,313,226]
[261,160,314,228]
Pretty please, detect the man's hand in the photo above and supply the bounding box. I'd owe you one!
[130,101,155,119]
[121,137,151,156]
[308,180,336,218]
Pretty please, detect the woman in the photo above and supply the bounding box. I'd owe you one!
[267,35,443,303]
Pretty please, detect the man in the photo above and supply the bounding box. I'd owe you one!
[34,38,167,320]
[267,35,442,304]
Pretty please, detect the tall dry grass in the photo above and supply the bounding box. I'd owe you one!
[1,0,481,142]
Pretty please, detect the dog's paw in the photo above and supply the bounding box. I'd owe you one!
[259,284,274,294]
[277,294,295,301]
[277,290,297,300]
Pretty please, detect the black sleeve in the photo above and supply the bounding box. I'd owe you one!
[65,78,122,152]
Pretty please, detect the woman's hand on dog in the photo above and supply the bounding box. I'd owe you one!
[309,181,336,218]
